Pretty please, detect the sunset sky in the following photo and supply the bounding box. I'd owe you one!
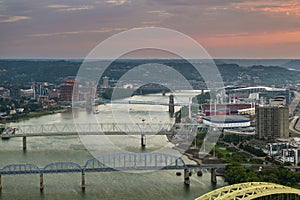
[0,0,299,59]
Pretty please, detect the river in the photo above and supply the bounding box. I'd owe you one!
[0,90,226,200]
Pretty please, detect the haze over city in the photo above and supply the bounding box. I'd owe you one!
[1,1,300,200]
[0,0,300,58]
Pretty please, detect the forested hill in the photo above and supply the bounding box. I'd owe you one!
[0,59,299,86]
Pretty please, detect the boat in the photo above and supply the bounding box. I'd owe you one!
[1,127,16,139]
[93,109,100,114]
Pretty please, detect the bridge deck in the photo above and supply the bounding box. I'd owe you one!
[4,131,170,138]
[1,123,200,138]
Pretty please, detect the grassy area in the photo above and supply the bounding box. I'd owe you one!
[213,142,264,164]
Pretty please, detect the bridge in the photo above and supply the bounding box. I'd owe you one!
[0,152,189,191]
[0,152,274,192]
[196,182,300,199]
[1,123,204,150]
[109,99,189,107]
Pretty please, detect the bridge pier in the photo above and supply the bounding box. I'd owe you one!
[22,137,27,150]
[81,172,85,191]
[0,175,2,191]
[211,168,217,184]
[184,169,190,186]
[141,134,146,148]
[169,94,174,117]
[40,174,44,191]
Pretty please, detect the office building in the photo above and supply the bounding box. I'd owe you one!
[59,78,78,102]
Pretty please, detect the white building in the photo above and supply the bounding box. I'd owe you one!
[202,115,250,129]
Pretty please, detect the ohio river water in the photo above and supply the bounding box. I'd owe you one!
[0,91,226,200]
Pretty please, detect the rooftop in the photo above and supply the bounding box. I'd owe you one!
[203,115,250,123]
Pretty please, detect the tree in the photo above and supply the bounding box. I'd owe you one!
[224,163,252,184]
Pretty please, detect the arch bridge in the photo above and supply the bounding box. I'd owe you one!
[196,182,300,200]
[0,152,190,191]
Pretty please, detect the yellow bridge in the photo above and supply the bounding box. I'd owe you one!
[196,182,300,200]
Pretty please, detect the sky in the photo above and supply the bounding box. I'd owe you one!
[0,0,300,59]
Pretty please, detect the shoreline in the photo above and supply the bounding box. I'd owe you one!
[1,108,68,124]
[166,133,202,165]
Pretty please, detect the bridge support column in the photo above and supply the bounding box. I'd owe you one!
[184,169,190,186]
[22,137,27,150]
[81,172,85,191]
[0,175,2,191]
[40,174,44,191]
[169,94,174,117]
[141,134,146,148]
[211,168,217,184]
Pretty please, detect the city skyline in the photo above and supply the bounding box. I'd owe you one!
[0,0,300,59]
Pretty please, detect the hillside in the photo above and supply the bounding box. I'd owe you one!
[0,59,299,87]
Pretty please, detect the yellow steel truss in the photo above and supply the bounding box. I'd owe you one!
[196,182,300,200]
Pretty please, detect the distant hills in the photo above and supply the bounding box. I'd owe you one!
[0,59,300,87]
[214,59,300,71]
[280,60,300,71]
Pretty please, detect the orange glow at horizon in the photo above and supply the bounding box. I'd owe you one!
[198,30,300,48]
[233,0,300,17]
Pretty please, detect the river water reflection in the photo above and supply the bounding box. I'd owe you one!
[0,91,226,200]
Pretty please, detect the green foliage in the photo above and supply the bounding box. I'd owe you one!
[222,134,253,145]
[240,143,267,157]
[225,163,300,187]
[211,143,263,164]
[194,92,210,104]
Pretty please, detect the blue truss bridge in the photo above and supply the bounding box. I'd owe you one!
[0,152,188,191]
[0,152,271,192]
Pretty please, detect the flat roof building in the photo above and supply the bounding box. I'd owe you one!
[256,106,289,140]
[203,115,250,129]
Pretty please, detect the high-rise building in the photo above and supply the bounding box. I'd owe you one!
[59,78,78,102]
[256,106,289,139]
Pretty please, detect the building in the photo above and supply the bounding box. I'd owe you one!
[256,106,289,139]
[201,103,252,116]
[237,108,255,115]
[33,82,49,100]
[281,149,300,165]
[202,115,250,129]
[101,76,109,89]
[227,86,290,104]
[269,96,286,106]
[59,78,78,102]
[267,142,290,156]
[0,87,10,98]
[20,88,34,98]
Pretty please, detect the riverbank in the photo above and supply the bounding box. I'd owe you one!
[166,133,202,165]
[1,108,68,124]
